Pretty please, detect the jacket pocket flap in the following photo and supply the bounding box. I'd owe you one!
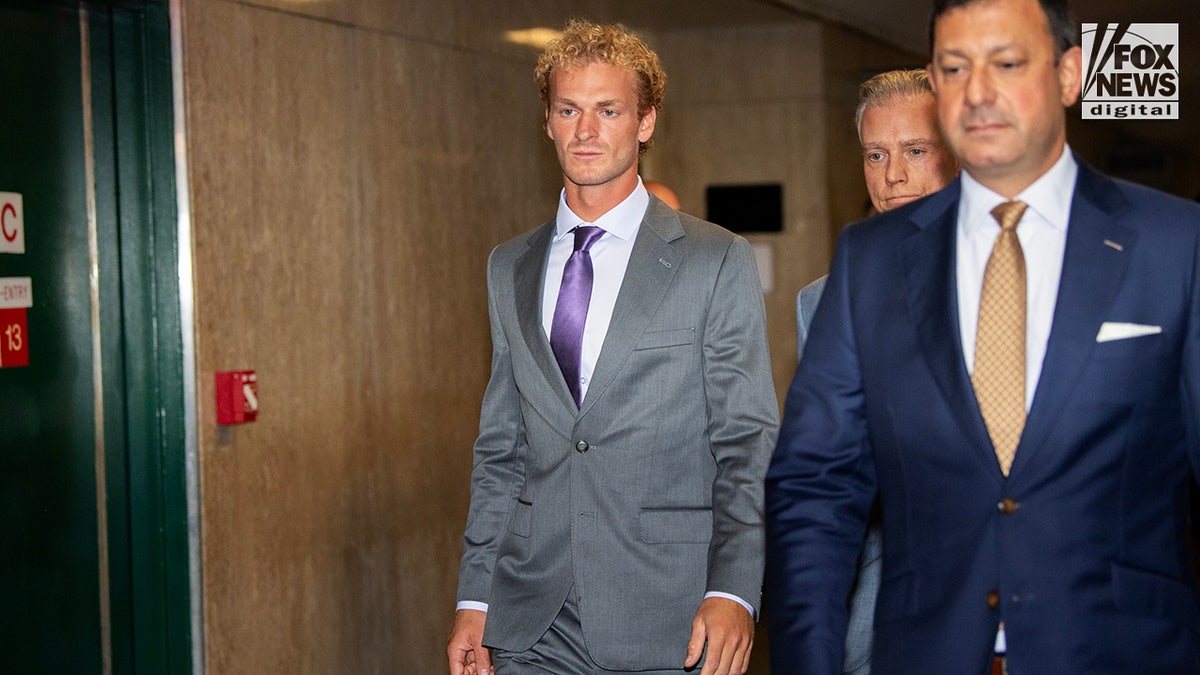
[639,508,712,544]
[507,500,532,538]
[1111,563,1200,620]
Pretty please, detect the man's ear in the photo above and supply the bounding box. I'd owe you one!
[638,107,657,144]
[1058,46,1083,107]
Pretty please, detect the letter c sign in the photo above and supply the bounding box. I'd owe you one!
[0,193,24,254]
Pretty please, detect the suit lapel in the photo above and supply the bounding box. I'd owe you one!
[1015,164,1134,471]
[514,221,579,412]
[901,182,996,463]
[580,200,683,415]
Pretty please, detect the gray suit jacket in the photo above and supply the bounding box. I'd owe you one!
[457,196,779,671]
[797,274,879,675]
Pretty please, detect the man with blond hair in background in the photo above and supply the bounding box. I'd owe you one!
[785,68,958,675]
[447,18,777,675]
[796,69,958,350]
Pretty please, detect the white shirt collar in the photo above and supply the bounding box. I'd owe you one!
[554,176,649,242]
[959,144,1078,234]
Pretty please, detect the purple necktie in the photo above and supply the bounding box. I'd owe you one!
[550,226,605,407]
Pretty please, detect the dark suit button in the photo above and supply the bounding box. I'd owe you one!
[987,589,1000,608]
[997,498,1019,515]
[575,440,589,453]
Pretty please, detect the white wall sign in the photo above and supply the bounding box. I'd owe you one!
[0,192,24,254]
[751,242,774,294]
[0,277,33,309]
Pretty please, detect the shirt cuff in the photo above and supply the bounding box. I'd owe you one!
[704,591,755,619]
[460,596,753,617]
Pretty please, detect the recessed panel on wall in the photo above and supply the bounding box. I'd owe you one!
[705,183,783,233]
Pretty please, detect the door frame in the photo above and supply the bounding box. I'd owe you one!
[86,1,196,672]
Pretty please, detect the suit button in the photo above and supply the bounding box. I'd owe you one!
[997,498,1019,515]
[987,589,1000,608]
[575,440,589,453]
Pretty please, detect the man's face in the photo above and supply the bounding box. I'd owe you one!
[545,61,655,192]
[928,0,1081,196]
[860,94,958,212]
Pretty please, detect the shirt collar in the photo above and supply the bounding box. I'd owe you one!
[959,144,1078,234]
[554,176,649,242]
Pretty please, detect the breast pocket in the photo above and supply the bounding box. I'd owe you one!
[634,327,695,351]
[1092,331,1166,361]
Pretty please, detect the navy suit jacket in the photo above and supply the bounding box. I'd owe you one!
[797,274,879,675]
[766,160,1200,674]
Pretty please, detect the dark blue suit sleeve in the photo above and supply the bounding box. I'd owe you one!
[766,229,877,674]
[1185,214,1200,483]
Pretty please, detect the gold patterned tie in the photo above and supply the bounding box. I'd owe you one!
[972,200,1028,476]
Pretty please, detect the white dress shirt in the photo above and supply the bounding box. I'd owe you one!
[540,180,647,402]
[956,146,1078,653]
[956,145,1078,409]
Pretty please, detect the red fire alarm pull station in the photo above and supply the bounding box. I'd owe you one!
[216,370,258,424]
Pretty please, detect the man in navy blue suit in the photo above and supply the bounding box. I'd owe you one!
[766,0,1200,672]
[794,68,958,675]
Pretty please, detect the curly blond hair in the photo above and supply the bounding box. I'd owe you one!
[535,19,666,155]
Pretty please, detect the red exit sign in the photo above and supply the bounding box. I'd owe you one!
[0,277,32,368]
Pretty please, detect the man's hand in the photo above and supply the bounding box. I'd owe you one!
[684,597,755,675]
[447,609,491,675]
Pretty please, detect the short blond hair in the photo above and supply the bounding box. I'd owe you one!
[535,19,667,155]
[855,69,934,139]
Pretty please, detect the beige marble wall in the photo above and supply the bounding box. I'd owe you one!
[184,1,557,671]
[648,22,830,398]
[821,26,926,243]
[182,2,859,672]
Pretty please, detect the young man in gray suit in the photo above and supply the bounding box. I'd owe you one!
[791,69,958,675]
[446,19,778,675]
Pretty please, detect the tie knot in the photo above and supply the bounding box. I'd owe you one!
[991,200,1028,232]
[572,226,605,252]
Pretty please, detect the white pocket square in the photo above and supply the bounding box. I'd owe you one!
[1096,322,1162,343]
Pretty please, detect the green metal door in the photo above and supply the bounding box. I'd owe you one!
[0,1,191,672]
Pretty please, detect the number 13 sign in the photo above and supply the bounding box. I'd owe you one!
[0,277,32,368]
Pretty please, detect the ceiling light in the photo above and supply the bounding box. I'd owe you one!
[504,28,562,49]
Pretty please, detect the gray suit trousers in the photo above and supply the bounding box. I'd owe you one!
[493,587,696,675]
